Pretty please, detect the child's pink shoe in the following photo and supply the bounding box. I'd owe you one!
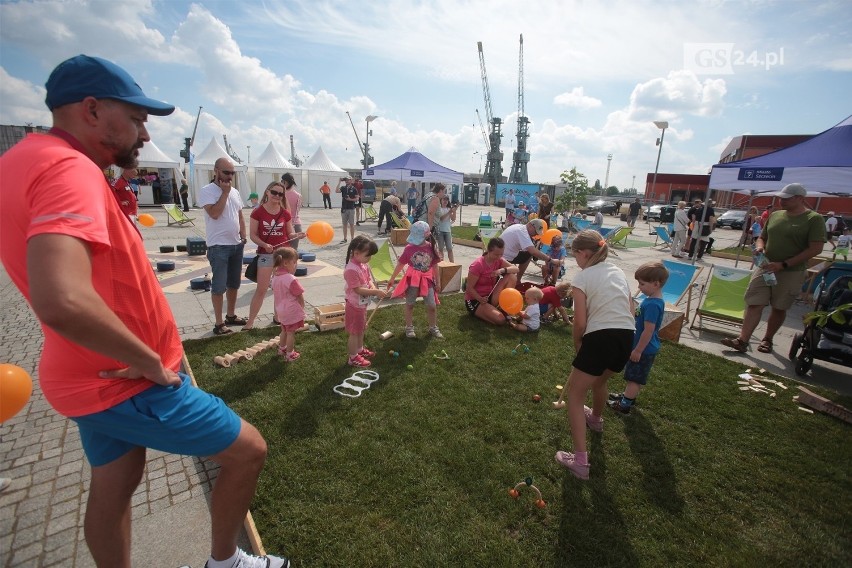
[584,405,604,432]
[284,351,300,362]
[358,347,376,358]
[348,354,371,367]
[555,451,590,480]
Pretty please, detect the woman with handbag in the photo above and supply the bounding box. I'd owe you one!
[688,200,716,260]
[242,181,305,330]
[671,201,689,258]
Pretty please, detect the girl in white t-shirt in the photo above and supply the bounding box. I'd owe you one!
[554,230,635,480]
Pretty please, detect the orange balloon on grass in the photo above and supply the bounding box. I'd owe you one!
[0,364,33,422]
[305,221,335,246]
[138,213,156,227]
[498,288,524,315]
[541,228,562,246]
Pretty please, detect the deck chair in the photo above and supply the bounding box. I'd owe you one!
[479,227,501,250]
[478,212,493,228]
[391,211,411,229]
[361,203,378,222]
[653,226,673,250]
[635,260,703,307]
[605,226,633,248]
[368,241,399,286]
[690,265,753,332]
[163,204,196,227]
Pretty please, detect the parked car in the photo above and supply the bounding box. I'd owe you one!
[582,199,618,215]
[716,209,747,230]
[642,204,677,222]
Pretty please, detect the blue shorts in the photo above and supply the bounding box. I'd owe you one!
[623,352,657,385]
[71,373,242,467]
[207,244,245,294]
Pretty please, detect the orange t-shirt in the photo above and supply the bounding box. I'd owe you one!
[0,134,183,417]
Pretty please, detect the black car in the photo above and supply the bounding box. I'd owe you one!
[582,199,617,215]
[716,209,747,230]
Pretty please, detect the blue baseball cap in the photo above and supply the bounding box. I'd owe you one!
[45,55,175,116]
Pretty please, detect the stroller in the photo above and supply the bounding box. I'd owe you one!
[788,265,852,376]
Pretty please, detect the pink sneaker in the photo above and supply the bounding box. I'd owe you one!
[358,347,376,358]
[285,351,300,362]
[555,451,590,480]
[348,354,371,367]
[584,405,603,432]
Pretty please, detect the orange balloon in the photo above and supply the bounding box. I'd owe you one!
[305,221,334,246]
[498,288,524,315]
[0,364,33,422]
[138,213,156,227]
[541,228,562,246]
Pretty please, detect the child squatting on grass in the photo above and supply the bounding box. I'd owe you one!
[509,286,543,332]
[271,247,305,362]
[608,261,669,414]
[387,221,443,339]
[344,236,387,368]
[555,230,635,480]
[539,283,572,324]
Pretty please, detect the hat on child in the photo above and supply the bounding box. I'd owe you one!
[248,193,258,200]
[407,221,430,245]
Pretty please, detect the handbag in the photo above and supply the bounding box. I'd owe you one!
[244,255,259,283]
[700,224,712,237]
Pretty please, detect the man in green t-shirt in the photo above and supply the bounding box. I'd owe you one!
[721,183,825,354]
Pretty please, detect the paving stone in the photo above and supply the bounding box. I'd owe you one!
[47,510,78,536]
[12,522,44,548]
[43,541,78,565]
[10,540,43,564]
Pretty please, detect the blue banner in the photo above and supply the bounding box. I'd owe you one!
[410,170,424,177]
[737,167,784,181]
[366,169,374,175]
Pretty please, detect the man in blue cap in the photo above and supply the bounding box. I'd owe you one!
[0,55,289,568]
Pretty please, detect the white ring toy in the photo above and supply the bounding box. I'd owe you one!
[333,370,380,398]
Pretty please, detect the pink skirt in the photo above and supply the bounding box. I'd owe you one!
[345,301,367,334]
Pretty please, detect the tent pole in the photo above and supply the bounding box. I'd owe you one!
[733,190,755,267]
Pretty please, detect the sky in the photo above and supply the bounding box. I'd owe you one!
[1,0,850,191]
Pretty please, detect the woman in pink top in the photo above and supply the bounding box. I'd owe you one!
[282,172,303,249]
[464,237,518,325]
[243,181,305,330]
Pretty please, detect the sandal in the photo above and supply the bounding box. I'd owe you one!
[757,339,773,353]
[224,314,247,326]
[213,323,233,335]
[720,337,748,353]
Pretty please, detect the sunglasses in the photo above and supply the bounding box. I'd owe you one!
[220,170,236,175]
[268,189,284,197]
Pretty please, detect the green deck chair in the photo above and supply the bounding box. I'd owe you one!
[163,204,196,227]
[690,266,752,332]
[368,241,399,286]
[605,226,633,248]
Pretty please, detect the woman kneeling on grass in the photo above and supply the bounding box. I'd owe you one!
[464,237,519,325]
[555,230,635,480]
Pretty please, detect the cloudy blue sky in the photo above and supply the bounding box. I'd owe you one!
[1,0,849,190]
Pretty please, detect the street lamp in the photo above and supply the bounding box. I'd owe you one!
[472,151,483,174]
[648,120,668,226]
[604,153,613,196]
[364,115,378,168]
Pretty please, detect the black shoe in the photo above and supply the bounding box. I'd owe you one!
[224,314,247,326]
[213,323,233,335]
[607,398,631,414]
[608,392,623,402]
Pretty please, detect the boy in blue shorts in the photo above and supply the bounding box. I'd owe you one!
[608,261,668,414]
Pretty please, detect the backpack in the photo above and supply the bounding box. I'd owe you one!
[411,194,433,223]
[834,216,846,236]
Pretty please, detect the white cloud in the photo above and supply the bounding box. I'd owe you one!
[0,67,51,126]
[628,70,727,120]
[553,87,602,110]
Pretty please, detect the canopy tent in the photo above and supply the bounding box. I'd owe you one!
[132,140,185,206]
[302,146,347,208]
[191,137,251,205]
[252,141,299,199]
[709,115,852,196]
[362,147,463,190]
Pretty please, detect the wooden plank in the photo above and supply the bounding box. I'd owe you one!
[796,386,852,424]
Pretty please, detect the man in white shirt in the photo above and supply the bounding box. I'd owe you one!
[199,158,247,335]
[501,218,558,288]
[825,212,838,250]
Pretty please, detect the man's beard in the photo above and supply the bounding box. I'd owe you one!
[112,143,141,169]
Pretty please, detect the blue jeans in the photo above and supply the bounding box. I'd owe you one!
[207,243,244,294]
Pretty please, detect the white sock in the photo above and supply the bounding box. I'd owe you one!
[207,548,239,568]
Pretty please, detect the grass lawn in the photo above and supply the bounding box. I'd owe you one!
[451,225,481,240]
[186,295,852,567]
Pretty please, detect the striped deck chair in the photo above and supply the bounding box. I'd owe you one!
[689,265,752,332]
[368,241,399,286]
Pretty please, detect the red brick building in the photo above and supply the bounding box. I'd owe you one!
[644,173,709,205]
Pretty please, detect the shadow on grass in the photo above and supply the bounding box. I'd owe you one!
[624,411,685,515]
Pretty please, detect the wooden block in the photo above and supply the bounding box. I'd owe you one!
[436,261,462,293]
[796,386,852,424]
[314,303,346,331]
[391,228,409,246]
[658,305,685,343]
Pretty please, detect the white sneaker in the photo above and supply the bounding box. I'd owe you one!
[206,548,291,568]
[429,326,444,339]
[405,325,417,339]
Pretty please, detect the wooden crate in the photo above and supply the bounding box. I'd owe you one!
[391,228,410,246]
[314,303,345,331]
[436,261,462,293]
[659,303,685,343]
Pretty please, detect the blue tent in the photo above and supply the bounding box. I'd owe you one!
[709,115,852,195]
[362,147,463,186]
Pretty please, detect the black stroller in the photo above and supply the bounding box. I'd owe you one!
[788,265,852,376]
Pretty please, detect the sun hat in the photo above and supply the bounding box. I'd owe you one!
[407,221,430,245]
[528,218,546,236]
[778,183,807,198]
[248,192,258,200]
[45,55,174,115]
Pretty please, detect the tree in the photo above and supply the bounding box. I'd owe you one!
[593,179,602,193]
[605,185,620,196]
[555,167,590,214]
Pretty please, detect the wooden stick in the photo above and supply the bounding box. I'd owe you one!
[796,386,852,424]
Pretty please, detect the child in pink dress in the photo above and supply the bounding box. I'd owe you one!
[387,221,442,339]
[271,247,305,362]
[344,236,386,367]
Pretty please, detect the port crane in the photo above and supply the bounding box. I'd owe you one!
[179,106,202,163]
[477,41,503,197]
[508,34,529,183]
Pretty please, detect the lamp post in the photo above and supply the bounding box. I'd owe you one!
[604,153,613,196]
[246,146,250,164]
[364,115,378,168]
[648,120,668,227]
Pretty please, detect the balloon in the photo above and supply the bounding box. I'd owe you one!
[0,364,33,422]
[305,221,334,245]
[138,213,156,227]
[528,212,538,220]
[541,228,562,246]
[498,288,524,315]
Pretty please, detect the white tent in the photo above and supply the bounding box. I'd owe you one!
[133,140,185,206]
[252,142,299,197]
[191,137,251,205]
[302,146,347,208]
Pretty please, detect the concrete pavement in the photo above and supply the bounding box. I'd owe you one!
[1,202,848,567]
